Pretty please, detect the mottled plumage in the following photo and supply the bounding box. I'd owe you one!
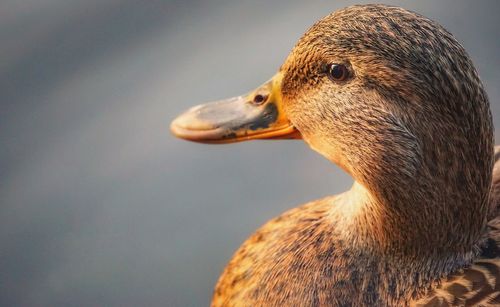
[411,148,500,306]
[171,4,499,307]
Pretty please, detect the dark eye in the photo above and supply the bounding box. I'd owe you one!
[252,94,267,105]
[327,64,349,82]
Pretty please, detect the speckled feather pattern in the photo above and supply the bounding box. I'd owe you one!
[411,147,500,306]
[211,4,497,306]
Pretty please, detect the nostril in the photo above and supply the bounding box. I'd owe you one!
[253,94,267,104]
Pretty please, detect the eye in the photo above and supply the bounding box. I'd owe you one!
[252,94,268,105]
[327,63,350,82]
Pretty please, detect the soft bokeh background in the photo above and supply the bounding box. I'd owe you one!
[1,0,499,306]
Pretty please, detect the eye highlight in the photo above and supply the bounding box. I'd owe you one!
[327,63,350,82]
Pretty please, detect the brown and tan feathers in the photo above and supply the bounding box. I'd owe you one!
[212,198,382,306]
[206,4,496,307]
[410,223,500,307]
[411,148,500,306]
[411,228,500,306]
[213,148,500,307]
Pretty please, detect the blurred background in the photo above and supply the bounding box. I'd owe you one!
[1,0,499,306]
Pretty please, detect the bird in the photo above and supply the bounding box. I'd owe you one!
[170,4,500,306]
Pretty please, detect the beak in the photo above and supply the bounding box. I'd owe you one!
[170,73,301,143]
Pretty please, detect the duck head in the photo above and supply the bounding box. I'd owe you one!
[171,5,493,255]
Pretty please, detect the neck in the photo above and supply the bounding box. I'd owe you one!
[332,116,493,257]
[331,179,485,303]
[337,180,486,257]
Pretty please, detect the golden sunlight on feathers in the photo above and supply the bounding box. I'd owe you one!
[171,4,499,306]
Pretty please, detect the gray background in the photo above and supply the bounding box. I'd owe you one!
[1,0,499,306]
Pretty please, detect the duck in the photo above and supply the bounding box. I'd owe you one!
[170,4,500,306]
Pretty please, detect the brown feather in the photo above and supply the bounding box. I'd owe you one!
[210,5,496,306]
[411,149,500,306]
